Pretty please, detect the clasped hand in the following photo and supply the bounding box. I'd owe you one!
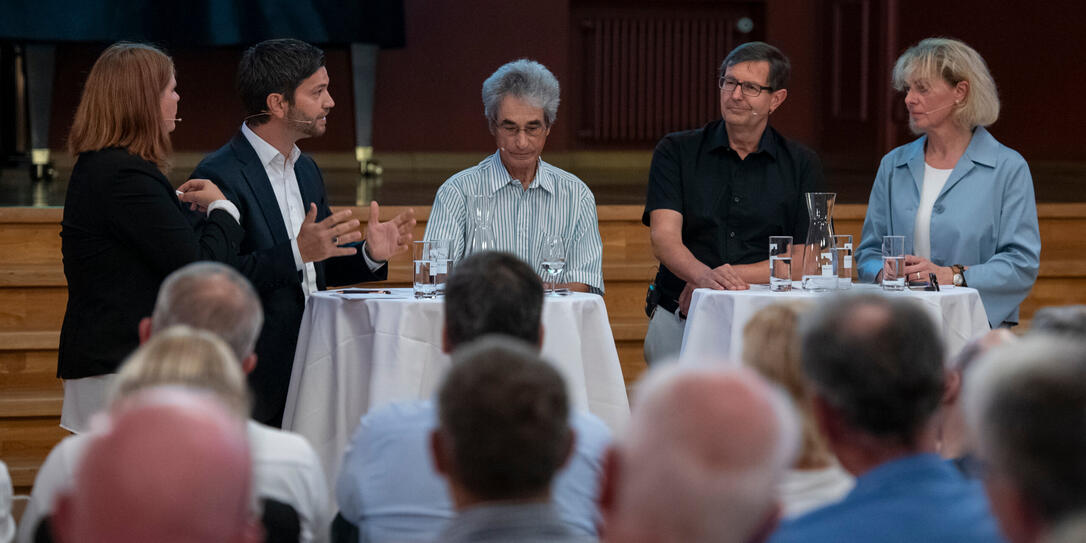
[679,264,749,315]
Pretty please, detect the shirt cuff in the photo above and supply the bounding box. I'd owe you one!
[361,241,386,272]
[207,199,241,224]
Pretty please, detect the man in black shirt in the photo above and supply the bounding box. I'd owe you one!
[642,42,823,364]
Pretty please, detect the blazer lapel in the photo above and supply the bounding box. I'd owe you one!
[230,132,291,244]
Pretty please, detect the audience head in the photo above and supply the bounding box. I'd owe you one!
[114,325,250,418]
[965,335,1086,543]
[68,42,175,171]
[432,336,572,507]
[1029,305,1086,339]
[482,59,561,127]
[938,328,1017,462]
[237,38,327,129]
[443,251,544,352]
[892,37,1000,132]
[52,387,259,543]
[720,41,791,91]
[600,364,799,543]
[800,293,945,453]
[743,301,830,468]
[144,261,263,369]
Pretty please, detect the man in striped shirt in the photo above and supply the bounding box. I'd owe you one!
[424,59,604,294]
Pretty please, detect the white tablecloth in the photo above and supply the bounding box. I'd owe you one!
[680,283,990,363]
[282,288,630,492]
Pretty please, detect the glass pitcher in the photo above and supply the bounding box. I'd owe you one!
[466,193,495,255]
[801,192,838,291]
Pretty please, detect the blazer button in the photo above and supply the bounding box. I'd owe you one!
[733,196,740,203]
[729,231,736,238]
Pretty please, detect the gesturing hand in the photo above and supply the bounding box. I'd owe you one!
[364,201,416,261]
[297,204,363,263]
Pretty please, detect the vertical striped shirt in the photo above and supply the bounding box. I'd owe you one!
[424,151,604,293]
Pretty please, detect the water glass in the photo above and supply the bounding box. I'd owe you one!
[833,234,853,289]
[541,235,567,296]
[413,240,451,298]
[769,236,792,292]
[881,235,906,291]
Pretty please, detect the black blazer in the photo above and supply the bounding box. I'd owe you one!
[191,130,387,425]
[57,147,244,379]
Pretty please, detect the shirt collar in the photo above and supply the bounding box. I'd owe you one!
[486,150,555,194]
[708,120,780,160]
[895,126,999,169]
[241,123,301,168]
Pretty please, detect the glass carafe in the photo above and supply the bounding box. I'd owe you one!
[466,193,495,255]
[801,192,838,291]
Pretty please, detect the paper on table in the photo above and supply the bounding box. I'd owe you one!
[331,289,411,300]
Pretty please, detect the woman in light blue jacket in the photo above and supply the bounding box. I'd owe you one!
[855,38,1040,327]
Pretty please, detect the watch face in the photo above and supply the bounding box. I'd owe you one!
[953,273,963,286]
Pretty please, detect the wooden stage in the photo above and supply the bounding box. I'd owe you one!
[2,203,1084,492]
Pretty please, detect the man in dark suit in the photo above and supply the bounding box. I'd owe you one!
[192,38,415,426]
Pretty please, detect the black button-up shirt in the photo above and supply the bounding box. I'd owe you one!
[643,119,824,305]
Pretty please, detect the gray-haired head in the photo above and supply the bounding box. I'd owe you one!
[482,59,561,127]
[719,41,791,91]
[603,363,798,543]
[965,335,1086,531]
[1029,305,1086,340]
[151,262,263,362]
[799,293,945,446]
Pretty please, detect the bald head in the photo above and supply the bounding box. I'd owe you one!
[601,365,798,543]
[53,387,258,543]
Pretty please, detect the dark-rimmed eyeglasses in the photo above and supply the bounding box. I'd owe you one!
[719,76,774,98]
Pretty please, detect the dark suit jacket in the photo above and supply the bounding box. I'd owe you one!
[191,130,387,425]
[58,147,244,379]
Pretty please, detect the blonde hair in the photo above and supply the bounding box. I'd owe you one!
[68,42,174,172]
[111,325,250,417]
[892,37,1000,129]
[742,301,831,468]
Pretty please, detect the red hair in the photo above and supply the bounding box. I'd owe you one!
[68,42,174,172]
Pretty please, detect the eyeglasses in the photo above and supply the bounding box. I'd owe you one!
[719,76,774,98]
[496,122,547,138]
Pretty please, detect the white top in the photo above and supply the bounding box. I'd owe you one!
[18,421,330,543]
[913,163,954,260]
[0,460,12,543]
[779,464,855,518]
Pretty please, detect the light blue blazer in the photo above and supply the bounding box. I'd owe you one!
[855,127,1041,326]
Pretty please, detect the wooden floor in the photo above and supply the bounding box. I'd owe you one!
[2,203,1085,494]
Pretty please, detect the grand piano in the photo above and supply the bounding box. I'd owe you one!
[0,0,405,180]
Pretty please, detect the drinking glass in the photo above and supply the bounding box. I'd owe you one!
[429,239,452,296]
[881,235,906,291]
[413,240,450,298]
[769,236,792,292]
[833,234,853,289]
[541,235,566,296]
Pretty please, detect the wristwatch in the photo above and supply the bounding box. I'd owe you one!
[952,264,967,287]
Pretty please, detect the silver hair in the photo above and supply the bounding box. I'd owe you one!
[482,59,560,126]
[964,335,1086,524]
[1029,305,1086,339]
[151,262,263,362]
[613,362,799,543]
